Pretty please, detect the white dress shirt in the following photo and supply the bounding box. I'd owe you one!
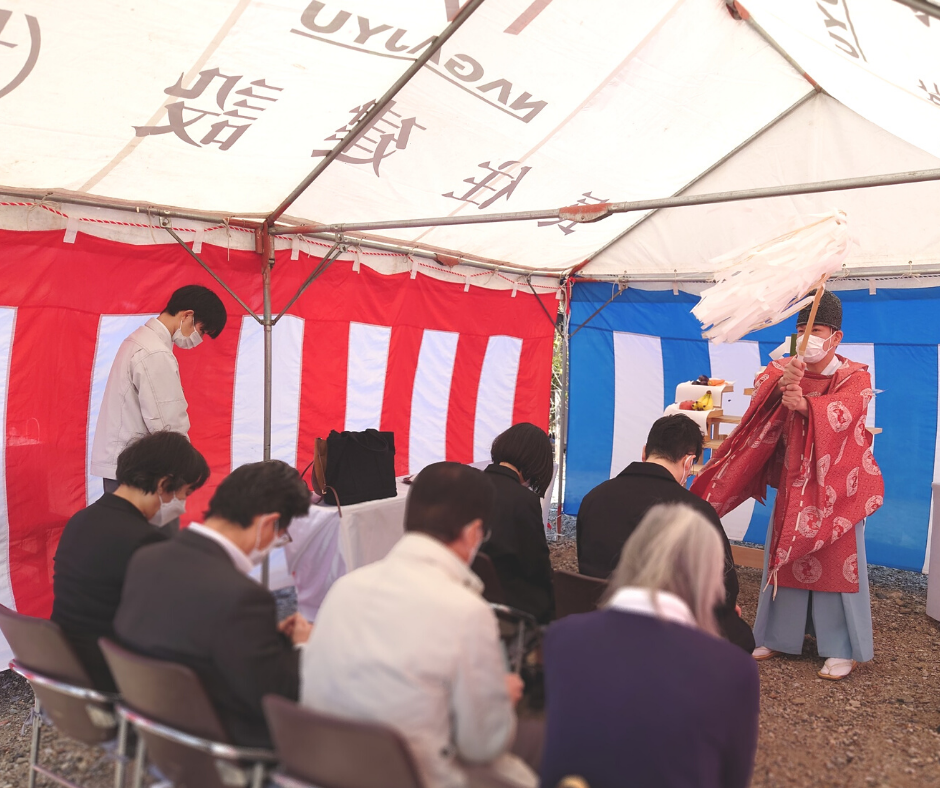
[606,587,697,628]
[301,532,523,788]
[186,524,254,575]
[90,318,190,479]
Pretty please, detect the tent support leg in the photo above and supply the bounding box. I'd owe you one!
[163,224,263,324]
[555,291,570,538]
[260,227,275,589]
[273,241,344,324]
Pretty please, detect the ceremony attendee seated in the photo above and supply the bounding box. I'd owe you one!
[480,423,555,623]
[114,460,312,748]
[576,414,754,651]
[542,504,760,788]
[52,431,209,691]
[302,462,539,788]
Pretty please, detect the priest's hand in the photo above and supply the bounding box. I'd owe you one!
[781,383,809,416]
[779,356,806,391]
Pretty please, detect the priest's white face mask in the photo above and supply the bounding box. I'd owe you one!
[800,332,837,364]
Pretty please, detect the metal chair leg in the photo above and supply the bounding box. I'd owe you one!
[132,735,146,788]
[250,761,265,788]
[114,714,128,788]
[27,696,41,788]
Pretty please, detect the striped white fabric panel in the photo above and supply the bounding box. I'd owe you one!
[345,323,392,431]
[86,315,154,505]
[708,340,761,540]
[473,335,523,463]
[610,332,663,479]
[840,343,876,429]
[0,308,16,666]
[409,330,460,474]
[926,345,940,573]
[231,315,305,469]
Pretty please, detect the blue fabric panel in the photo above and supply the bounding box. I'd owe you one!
[865,344,936,571]
[565,282,940,571]
[742,492,777,545]
[564,307,615,514]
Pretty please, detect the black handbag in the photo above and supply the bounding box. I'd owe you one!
[311,429,397,507]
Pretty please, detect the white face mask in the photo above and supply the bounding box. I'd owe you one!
[802,334,834,364]
[149,494,186,526]
[172,317,202,350]
[247,520,289,567]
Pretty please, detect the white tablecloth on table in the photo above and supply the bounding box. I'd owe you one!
[264,465,559,619]
[281,479,411,620]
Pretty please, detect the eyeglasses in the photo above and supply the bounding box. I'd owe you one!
[270,530,292,550]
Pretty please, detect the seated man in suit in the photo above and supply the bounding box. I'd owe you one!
[302,462,539,788]
[576,414,754,652]
[115,460,313,747]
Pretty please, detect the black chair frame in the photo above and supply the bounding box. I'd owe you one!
[9,659,129,788]
[114,703,277,788]
[490,603,538,673]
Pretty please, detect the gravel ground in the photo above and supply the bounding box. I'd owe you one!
[3,538,939,788]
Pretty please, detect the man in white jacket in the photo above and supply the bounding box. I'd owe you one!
[90,285,226,515]
[301,462,539,788]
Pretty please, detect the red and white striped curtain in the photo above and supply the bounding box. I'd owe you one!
[0,229,555,626]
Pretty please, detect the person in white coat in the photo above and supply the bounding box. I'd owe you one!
[301,462,539,788]
[90,285,226,512]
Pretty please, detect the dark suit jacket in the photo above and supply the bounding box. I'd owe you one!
[576,462,754,652]
[479,464,554,623]
[114,529,299,747]
[540,609,760,788]
[51,493,168,691]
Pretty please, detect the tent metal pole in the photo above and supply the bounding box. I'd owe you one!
[265,0,489,226]
[288,231,566,278]
[729,2,821,89]
[260,228,275,589]
[2,187,264,226]
[163,225,263,323]
[891,0,940,21]
[264,167,940,235]
[555,294,570,538]
[583,90,817,264]
[273,241,344,324]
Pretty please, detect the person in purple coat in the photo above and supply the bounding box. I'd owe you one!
[541,503,760,788]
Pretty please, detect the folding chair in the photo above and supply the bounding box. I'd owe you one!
[552,570,608,620]
[262,694,426,788]
[0,604,129,788]
[99,638,276,788]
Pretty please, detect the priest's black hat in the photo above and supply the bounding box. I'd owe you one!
[797,289,842,331]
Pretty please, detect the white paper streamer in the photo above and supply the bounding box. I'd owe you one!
[692,211,851,344]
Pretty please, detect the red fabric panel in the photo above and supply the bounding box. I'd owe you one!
[0,229,556,617]
[380,326,423,476]
[6,306,97,616]
[446,335,489,462]
[514,335,554,432]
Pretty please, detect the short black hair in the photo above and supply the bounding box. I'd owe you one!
[204,460,311,530]
[490,422,554,497]
[163,285,227,339]
[405,462,495,544]
[115,431,210,494]
[645,415,704,464]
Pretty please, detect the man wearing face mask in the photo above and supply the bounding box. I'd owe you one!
[52,431,210,691]
[692,290,883,680]
[115,460,313,748]
[90,284,227,530]
[577,414,754,652]
[302,463,540,788]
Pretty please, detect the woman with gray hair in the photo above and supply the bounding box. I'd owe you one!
[540,503,760,788]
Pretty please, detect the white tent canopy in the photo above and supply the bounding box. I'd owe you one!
[2,0,939,278]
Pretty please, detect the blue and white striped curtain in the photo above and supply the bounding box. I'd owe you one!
[564,282,940,573]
